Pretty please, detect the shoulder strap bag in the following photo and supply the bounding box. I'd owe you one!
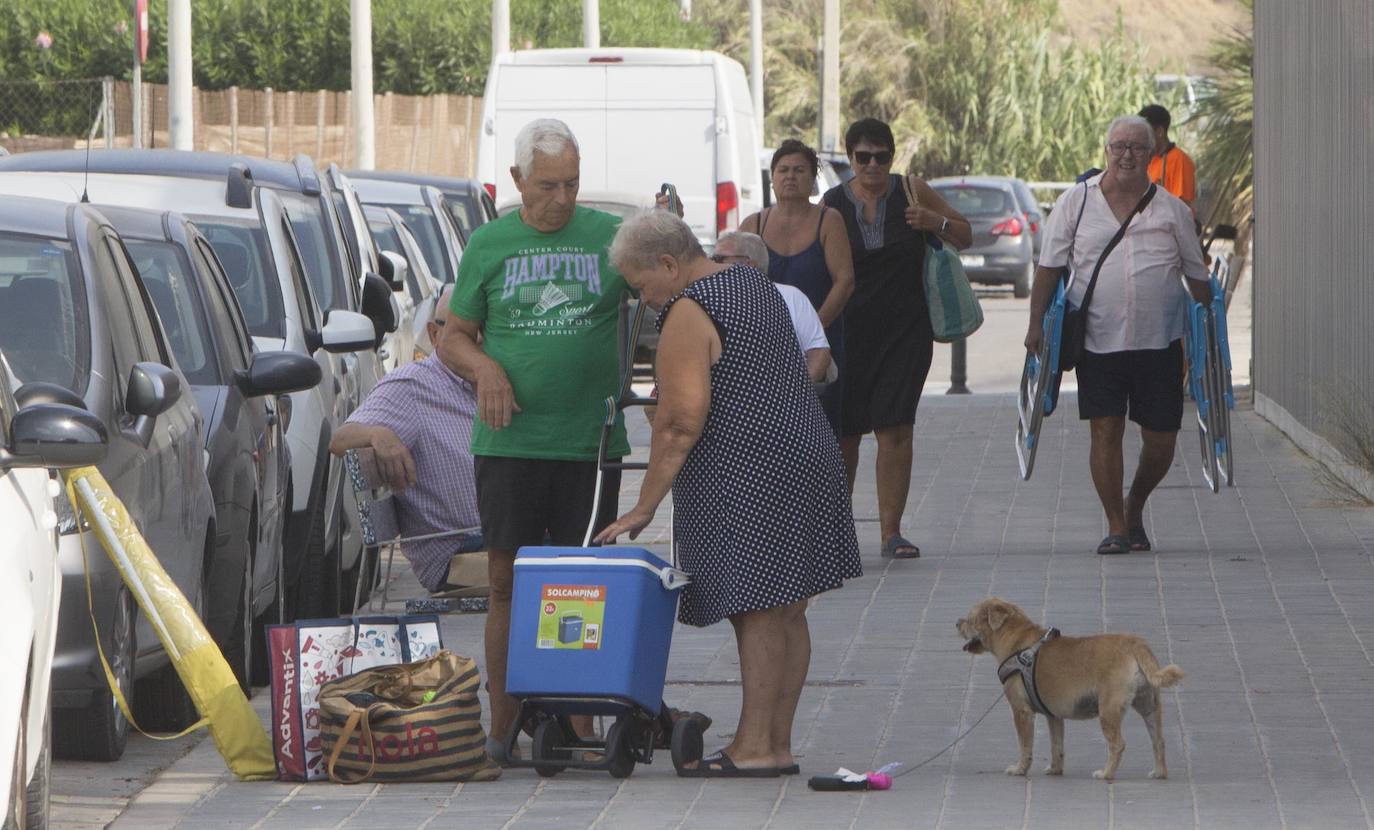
[1059,183,1157,372]
[902,175,984,343]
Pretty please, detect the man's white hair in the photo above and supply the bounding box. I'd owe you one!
[514,118,580,177]
[609,210,704,273]
[716,231,770,275]
[1104,115,1155,152]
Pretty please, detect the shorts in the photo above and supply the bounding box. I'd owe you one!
[1077,340,1185,432]
[473,455,622,550]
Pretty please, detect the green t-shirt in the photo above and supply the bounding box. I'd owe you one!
[449,206,631,461]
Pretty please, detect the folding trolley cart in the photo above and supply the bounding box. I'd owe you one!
[1187,254,1237,492]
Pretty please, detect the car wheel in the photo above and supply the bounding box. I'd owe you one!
[53,590,134,762]
[1014,262,1032,299]
[294,492,339,618]
[24,701,52,830]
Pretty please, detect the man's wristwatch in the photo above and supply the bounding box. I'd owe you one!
[939,216,950,235]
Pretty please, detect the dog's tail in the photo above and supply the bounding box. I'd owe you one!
[1132,641,1185,688]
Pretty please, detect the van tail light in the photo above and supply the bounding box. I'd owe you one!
[716,181,739,234]
[484,183,496,201]
[990,216,1023,236]
[1023,211,1039,234]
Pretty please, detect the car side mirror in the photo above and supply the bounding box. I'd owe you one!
[235,350,323,398]
[318,309,379,354]
[0,402,108,471]
[361,272,399,339]
[377,250,408,292]
[126,362,181,418]
[1211,223,1238,241]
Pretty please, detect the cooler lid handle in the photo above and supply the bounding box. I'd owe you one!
[660,567,691,591]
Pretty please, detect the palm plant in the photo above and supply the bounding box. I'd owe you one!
[1189,0,1252,254]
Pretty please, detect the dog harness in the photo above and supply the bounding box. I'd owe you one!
[997,628,1061,717]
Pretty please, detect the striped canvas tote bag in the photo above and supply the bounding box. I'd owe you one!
[319,650,501,783]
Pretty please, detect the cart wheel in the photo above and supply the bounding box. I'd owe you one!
[606,721,636,779]
[670,715,704,775]
[533,719,568,778]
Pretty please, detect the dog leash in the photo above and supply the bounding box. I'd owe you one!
[888,688,1007,778]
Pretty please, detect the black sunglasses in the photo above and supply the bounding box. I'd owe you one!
[853,150,894,166]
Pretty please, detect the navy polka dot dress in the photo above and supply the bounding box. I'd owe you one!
[656,264,862,627]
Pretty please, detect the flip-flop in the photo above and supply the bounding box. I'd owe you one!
[678,750,781,778]
[780,763,800,775]
[881,535,921,559]
[1127,526,1152,552]
[1096,534,1130,555]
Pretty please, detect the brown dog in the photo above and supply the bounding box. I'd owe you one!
[955,597,1183,781]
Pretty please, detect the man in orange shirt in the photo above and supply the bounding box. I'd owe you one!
[1139,104,1196,208]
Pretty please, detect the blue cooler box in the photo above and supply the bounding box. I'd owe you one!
[507,546,685,713]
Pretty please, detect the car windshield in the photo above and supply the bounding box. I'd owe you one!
[125,240,218,386]
[0,233,89,394]
[280,192,346,310]
[192,218,286,339]
[936,186,1015,217]
[382,204,454,283]
[331,191,363,277]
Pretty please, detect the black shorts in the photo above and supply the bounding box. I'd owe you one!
[473,456,622,550]
[1077,340,1185,432]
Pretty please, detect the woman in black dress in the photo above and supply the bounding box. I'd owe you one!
[822,118,972,560]
[595,210,861,778]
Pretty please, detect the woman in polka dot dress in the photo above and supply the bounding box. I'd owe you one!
[596,211,861,779]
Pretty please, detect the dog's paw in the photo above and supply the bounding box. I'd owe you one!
[1149,768,1168,780]
[1092,769,1114,781]
[1043,765,1064,776]
[1005,764,1029,776]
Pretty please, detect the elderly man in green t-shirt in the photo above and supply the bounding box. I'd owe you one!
[439,118,672,762]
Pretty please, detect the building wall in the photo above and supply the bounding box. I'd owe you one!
[1253,0,1374,467]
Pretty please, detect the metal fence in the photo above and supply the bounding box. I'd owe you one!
[0,78,113,154]
[0,78,483,177]
[1252,0,1374,497]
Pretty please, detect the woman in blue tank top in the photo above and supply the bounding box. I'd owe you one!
[741,140,854,435]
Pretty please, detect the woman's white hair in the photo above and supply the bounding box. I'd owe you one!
[610,210,705,273]
[514,119,580,177]
[1104,115,1155,152]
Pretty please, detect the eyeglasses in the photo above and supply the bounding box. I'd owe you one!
[853,150,894,166]
[1107,142,1151,156]
[711,253,750,264]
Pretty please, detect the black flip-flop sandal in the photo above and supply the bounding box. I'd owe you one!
[881,535,920,559]
[1096,534,1130,555]
[780,763,800,775]
[678,750,781,778]
[1127,526,1152,552]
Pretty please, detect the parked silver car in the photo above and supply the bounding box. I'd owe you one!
[0,195,215,761]
[930,176,1036,298]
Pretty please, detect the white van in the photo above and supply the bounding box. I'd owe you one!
[476,48,763,246]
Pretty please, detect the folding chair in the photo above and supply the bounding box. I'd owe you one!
[344,447,483,613]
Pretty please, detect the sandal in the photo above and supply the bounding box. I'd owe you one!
[1127,526,1152,552]
[881,535,920,559]
[678,750,781,778]
[780,763,800,775]
[1096,534,1130,556]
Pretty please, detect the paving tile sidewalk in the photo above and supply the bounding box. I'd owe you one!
[108,396,1374,830]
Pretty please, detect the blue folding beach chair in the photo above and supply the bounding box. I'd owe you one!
[1016,277,1068,480]
[1186,254,1236,493]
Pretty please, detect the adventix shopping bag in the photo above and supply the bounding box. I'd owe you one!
[266,616,443,781]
